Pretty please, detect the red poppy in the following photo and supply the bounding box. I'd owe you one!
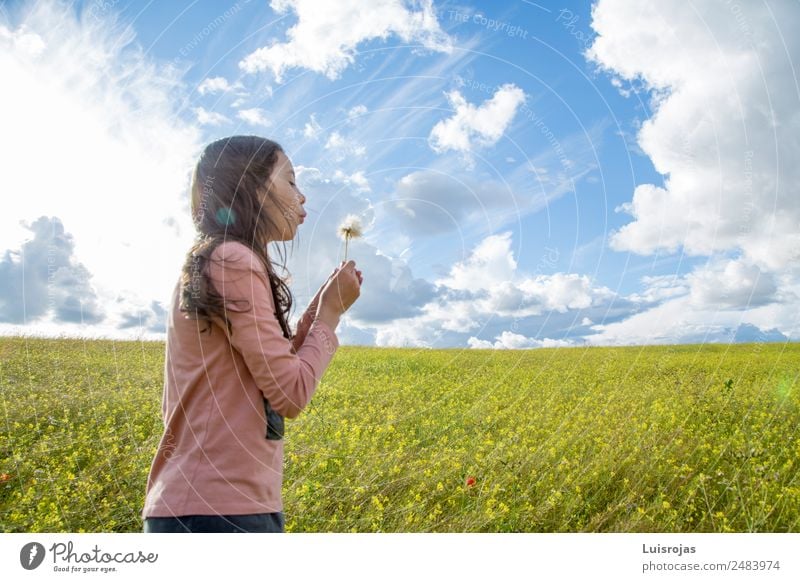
[0,473,12,483]
[465,476,476,487]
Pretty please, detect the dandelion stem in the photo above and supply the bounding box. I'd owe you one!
[338,215,362,261]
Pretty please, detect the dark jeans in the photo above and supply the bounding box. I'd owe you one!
[143,512,284,533]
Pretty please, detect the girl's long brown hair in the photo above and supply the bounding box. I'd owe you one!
[179,135,294,340]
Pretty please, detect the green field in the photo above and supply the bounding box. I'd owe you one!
[1,337,798,532]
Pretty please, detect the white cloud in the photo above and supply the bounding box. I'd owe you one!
[370,232,617,346]
[0,22,46,56]
[302,113,323,139]
[435,232,611,317]
[387,170,519,236]
[332,169,370,192]
[467,332,573,350]
[687,257,779,310]
[0,217,104,324]
[239,0,453,81]
[428,83,526,159]
[588,0,800,278]
[348,104,368,119]
[511,273,599,314]
[419,299,482,333]
[197,76,244,95]
[584,259,799,347]
[466,336,493,349]
[436,232,517,291]
[626,274,690,305]
[236,107,273,127]
[287,165,434,332]
[193,106,230,126]
[324,131,365,160]
[583,0,800,351]
[0,0,203,336]
[586,297,715,346]
[375,318,434,348]
[477,274,599,319]
[586,293,797,346]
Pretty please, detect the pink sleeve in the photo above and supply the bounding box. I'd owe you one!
[207,242,339,419]
[291,307,316,353]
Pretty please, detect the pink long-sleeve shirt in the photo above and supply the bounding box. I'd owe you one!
[141,240,339,519]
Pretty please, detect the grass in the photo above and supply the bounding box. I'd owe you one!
[1,336,798,532]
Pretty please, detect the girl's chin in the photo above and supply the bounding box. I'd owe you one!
[266,220,301,242]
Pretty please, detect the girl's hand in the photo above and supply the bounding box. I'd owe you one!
[316,261,362,328]
[304,261,364,323]
[305,262,348,314]
[321,261,362,297]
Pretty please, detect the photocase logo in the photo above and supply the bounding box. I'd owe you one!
[20,542,46,570]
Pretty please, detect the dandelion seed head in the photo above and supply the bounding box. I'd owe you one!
[338,214,363,241]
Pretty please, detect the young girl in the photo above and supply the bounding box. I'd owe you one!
[141,135,362,533]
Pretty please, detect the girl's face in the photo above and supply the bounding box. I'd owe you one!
[262,150,307,242]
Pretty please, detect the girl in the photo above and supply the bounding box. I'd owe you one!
[141,135,362,533]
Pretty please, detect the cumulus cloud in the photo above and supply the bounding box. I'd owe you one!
[193,106,230,126]
[434,232,611,315]
[236,107,273,127]
[374,317,438,348]
[0,0,203,337]
[467,332,573,350]
[436,232,517,291]
[585,294,796,346]
[239,0,453,81]
[588,0,800,279]
[626,274,690,305]
[332,169,370,192]
[580,0,800,346]
[348,256,437,323]
[197,76,244,95]
[324,131,366,160]
[302,113,323,139]
[428,83,526,160]
[371,231,617,347]
[498,274,598,315]
[288,166,433,328]
[117,299,167,333]
[0,217,104,324]
[688,257,779,310]
[347,104,368,120]
[386,170,519,236]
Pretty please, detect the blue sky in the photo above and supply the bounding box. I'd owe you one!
[1,0,798,347]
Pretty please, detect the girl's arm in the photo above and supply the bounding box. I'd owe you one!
[291,295,320,353]
[290,263,347,352]
[208,242,339,419]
